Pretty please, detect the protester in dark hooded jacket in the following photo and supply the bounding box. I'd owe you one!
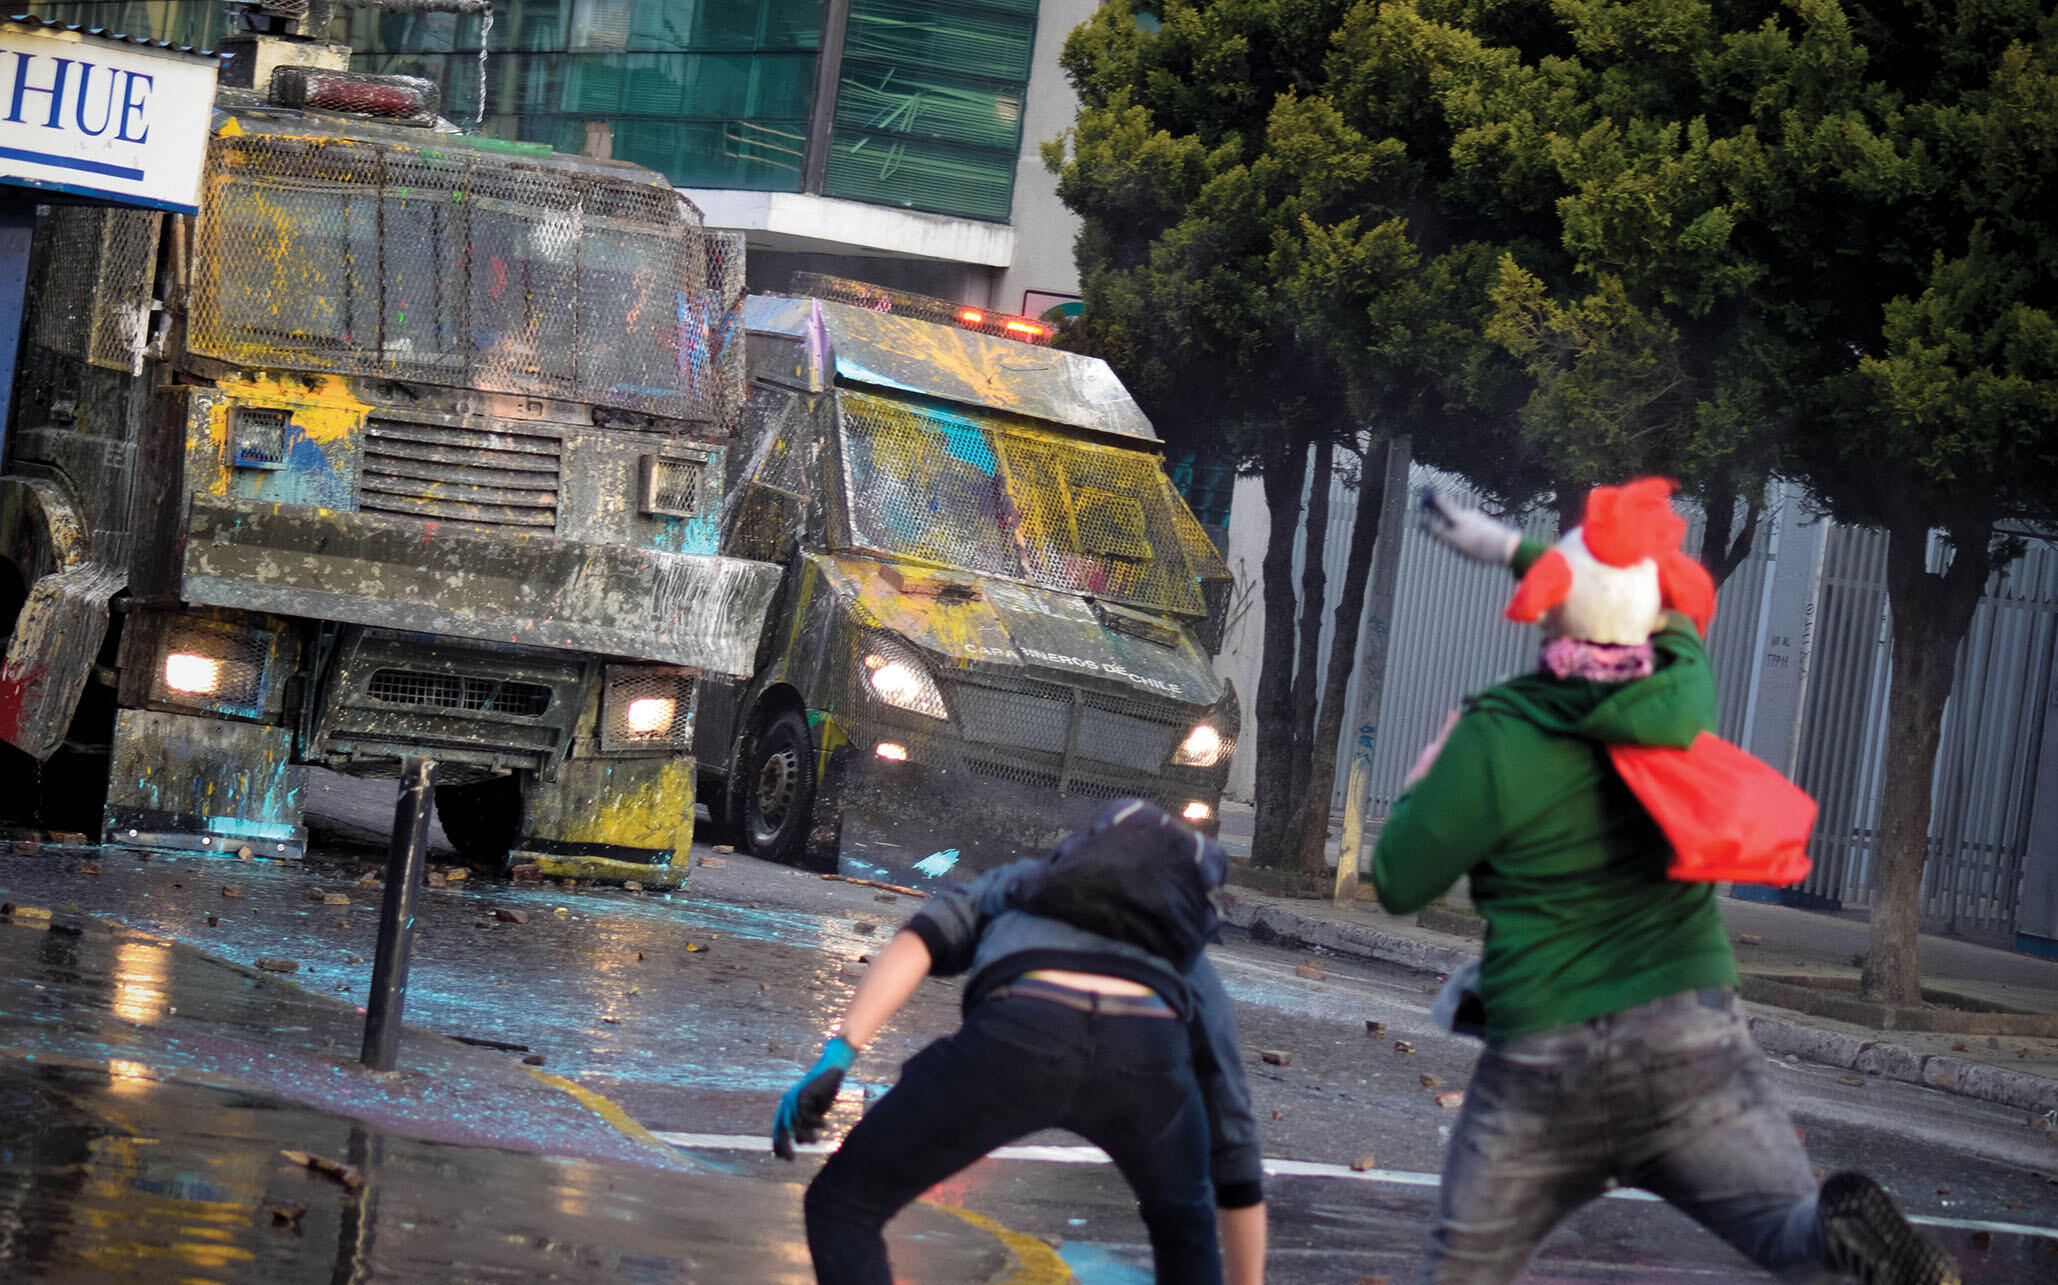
[771,799,1267,1285]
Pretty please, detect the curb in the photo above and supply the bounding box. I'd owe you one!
[1221,896,2058,1117]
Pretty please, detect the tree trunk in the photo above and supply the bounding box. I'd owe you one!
[1294,436,1389,875]
[1250,434,1309,868]
[1858,518,1993,1005]
[1285,440,1334,835]
[1697,476,1762,591]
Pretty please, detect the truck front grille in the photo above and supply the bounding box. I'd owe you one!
[952,680,1186,773]
[368,668,553,717]
[360,420,562,532]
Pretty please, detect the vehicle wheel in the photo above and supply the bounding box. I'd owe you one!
[435,774,522,877]
[743,710,815,867]
[695,770,741,847]
[0,742,37,829]
[37,746,109,837]
[0,564,31,828]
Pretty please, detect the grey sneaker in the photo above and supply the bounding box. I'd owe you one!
[1820,1172,1961,1285]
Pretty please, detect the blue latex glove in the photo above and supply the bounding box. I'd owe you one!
[772,1035,858,1160]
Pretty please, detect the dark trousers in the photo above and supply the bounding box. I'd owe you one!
[803,992,1222,1285]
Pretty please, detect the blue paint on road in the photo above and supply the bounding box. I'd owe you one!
[913,850,959,879]
[1057,1241,1153,1283]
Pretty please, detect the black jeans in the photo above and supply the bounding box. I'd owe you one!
[804,991,1221,1285]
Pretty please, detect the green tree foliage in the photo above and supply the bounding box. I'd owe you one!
[1053,0,2056,994]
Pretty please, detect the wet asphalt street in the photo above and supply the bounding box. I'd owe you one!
[2,780,2056,1281]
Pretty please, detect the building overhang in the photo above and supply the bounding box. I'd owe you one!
[676,189,1016,268]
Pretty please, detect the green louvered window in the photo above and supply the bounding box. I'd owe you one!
[33,0,1033,220]
[824,0,1035,221]
[345,0,823,191]
[30,2,227,50]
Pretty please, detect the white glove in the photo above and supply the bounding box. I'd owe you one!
[1419,488,1521,566]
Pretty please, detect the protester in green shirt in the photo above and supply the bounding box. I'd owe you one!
[1378,480,1957,1285]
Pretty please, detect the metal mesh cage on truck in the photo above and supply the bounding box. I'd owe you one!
[188,127,722,421]
[837,391,1208,616]
[31,205,164,374]
[790,272,1054,345]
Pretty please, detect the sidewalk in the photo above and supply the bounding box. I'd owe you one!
[1215,802,2058,1117]
[0,888,1022,1282]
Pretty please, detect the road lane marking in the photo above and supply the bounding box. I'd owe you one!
[524,1066,683,1161]
[924,1203,1075,1283]
[655,1133,2058,1242]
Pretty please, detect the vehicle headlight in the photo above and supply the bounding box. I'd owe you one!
[623,697,676,735]
[602,667,694,749]
[1172,723,1225,767]
[164,653,224,694]
[150,617,271,714]
[862,648,948,720]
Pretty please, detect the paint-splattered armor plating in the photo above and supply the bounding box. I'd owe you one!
[696,290,1239,886]
[0,65,778,884]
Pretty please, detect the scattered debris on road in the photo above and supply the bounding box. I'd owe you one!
[1350,1153,1377,1172]
[1394,1041,1416,1055]
[1365,1020,1385,1035]
[256,958,301,974]
[495,908,528,924]
[1435,1091,1465,1109]
[451,1035,529,1052]
[267,1200,307,1228]
[281,1150,362,1189]
[221,886,245,899]
[1260,1049,1292,1067]
[823,873,929,898]
[1295,963,1326,980]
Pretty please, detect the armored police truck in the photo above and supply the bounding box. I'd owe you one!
[0,17,778,885]
[697,278,1236,886]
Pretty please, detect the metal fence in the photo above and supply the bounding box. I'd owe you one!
[1788,527,2058,932]
[1222,458,2057,936]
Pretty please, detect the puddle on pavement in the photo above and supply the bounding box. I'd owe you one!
[0,1059,1007,1283]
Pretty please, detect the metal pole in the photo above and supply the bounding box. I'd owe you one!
[803,0,853,195]
[361,756,436,1071]
[1333,435,1412,904]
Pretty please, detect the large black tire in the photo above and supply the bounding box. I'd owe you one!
[37,747,110,836]
[742,709,815,868]
[0,742,37,829]
[695,769,741,848]
[0,564,32,828]
[434,773,522,876]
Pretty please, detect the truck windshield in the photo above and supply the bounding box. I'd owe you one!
[190,131,719,421]
[838,390,1208,616]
